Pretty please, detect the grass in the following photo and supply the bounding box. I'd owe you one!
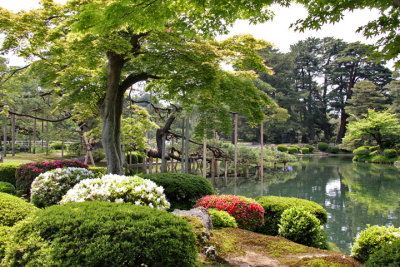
[2,151,68,164]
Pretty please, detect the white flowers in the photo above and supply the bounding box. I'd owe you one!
[30,167,95,208]
[61,174,170,210]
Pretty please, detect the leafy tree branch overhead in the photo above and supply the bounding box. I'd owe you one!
[0,0,277,174]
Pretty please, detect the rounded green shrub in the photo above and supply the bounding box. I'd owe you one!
[369,145,380,152]
[330,147,340,154]
[351,225,400,263]
[0,163,19,186]
[384,149,397,159]
[305,144,315,153]
[0,182,16,195]
[61,174,170,210]
[196,195,264,231]
[317,142,329,151]
[255,196,328,236]
[30,167,95,208]
[126,153,138,164]
[141,173,214,210]
[0,226,11,259]
[49,142,66,150]
[2,202,198,266]
[89,166,107,177]
[353,146,371,161]
[208,208,238,229]
[277,145,288,152]
[288,147,299,154]
[0,192,37,227]
[290,144,300,150]
[365,238,400,267]
[278,206,328,249]
[301,147,310,154]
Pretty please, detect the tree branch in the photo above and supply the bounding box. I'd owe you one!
[119,72,160,93]
[9,110,72,122]
[0,64,31,87]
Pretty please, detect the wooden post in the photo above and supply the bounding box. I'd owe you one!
[234,113,238,180]
[203,133,207,178]
[61,141,64,159]
[181,118,185,174]
[185,117,190,173]
[3,124,7,157]
[142,153,146,174]
[33,111,36,154]
[171,136,174,173]
[46,95,50,155]
[156,158,159,173]
[260,121,264,179]
[161,134,166,172]
[83,134,95,167]
[41,119,44,150]
[216,159,220,178]
[149,156,153,174]
[211,155,215,179]
[11,112,15,156]
[224,159,228,186]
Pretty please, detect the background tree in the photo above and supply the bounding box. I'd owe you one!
[0,1,277,174]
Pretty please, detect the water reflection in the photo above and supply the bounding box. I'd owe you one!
[209,156,400,254]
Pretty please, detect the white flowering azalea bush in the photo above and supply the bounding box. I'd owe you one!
[30,167,95,208]
[61,174,170,210]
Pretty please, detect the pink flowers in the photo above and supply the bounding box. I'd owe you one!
[196,195,264,231]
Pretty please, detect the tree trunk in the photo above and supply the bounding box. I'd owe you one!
[234,113,238,180]
[336,111,349,144]
[3,124,6,157]
[101,53,125,174]
[11,113,15,156]
[185,117,190,173]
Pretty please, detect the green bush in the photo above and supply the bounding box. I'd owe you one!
[0,226,11,259]
[141,173,214,210]
[384,149,397,159]
[31,168,95,208]
[353,146,371,161]
[2,202,198,266]
[301,147,310,154]
[330,147,340,154]
[305,144,315,153]
[365,239,400,267]
[67,142,83,157]
[49,142,66,150]
[0,163,19,186]
[317,142,329,151]
[0,192,38,227]
[89,166,107,177]
[288,147,299,154]
[369,145,380,152]
[126,153,138,164]
[255,196,328,236]
[0,182,16,195]
[208,208,238,229]
[91,148,105,163]
[277,145,288,152]
[278,206,328,249]
[351,225,400,263]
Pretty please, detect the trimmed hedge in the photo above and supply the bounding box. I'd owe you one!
[330,147,340,154]
[318,142,329,151]
[301,147,310,154]
[365,239,400,267]
[384,149,397,159]
[0,182,16,195]
[305,144,315,153]
[140,173,214,210]
[353,146,371,162]
[277,145,288,152]
[351,225,400,263]
[0,163,20,186]
[89,166,108,178]
[288,147,299,154]
[255,196,328,236]
[0,226,11,259]
[208,208,238,229]
[0,192,38,227]
[49,142,66,150]
[15,160,89,197]
[278,207,328,249]
[2,202,198,266]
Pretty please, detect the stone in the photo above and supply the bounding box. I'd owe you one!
[173,207,213,232]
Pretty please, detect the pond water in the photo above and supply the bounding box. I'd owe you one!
[209,156,400,254]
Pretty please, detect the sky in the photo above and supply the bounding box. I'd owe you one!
[0,0,383,65]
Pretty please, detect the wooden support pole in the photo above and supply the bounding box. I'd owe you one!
[83,134,95,167]
[11,113,15,156]
[181,118,185,173]
[185,117,190,173]
[161,134,166,173]
[3,124,7,157]
[203,134,207,178]
[33,111,36,154]
[149,156,153,174]
[156,158,159,173]
[46,95,50,155]
[234,113,238,180]
[260,121,264,180]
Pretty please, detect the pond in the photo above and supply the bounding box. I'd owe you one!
[208,156,400,254]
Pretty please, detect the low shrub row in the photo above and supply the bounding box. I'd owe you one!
[353,146,399,163]
[0,163,20,186]
[0,182,15,195]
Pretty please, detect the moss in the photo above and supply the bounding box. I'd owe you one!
[178,215,209,249]
[206,228,361,267]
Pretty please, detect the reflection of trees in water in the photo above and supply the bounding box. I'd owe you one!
[210,157,400,254]
[210,168,297,199]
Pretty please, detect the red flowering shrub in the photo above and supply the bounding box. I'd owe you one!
[195,195,264,231]
[15,160,89,197]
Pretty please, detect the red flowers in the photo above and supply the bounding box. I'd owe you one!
[196,195,264,231]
